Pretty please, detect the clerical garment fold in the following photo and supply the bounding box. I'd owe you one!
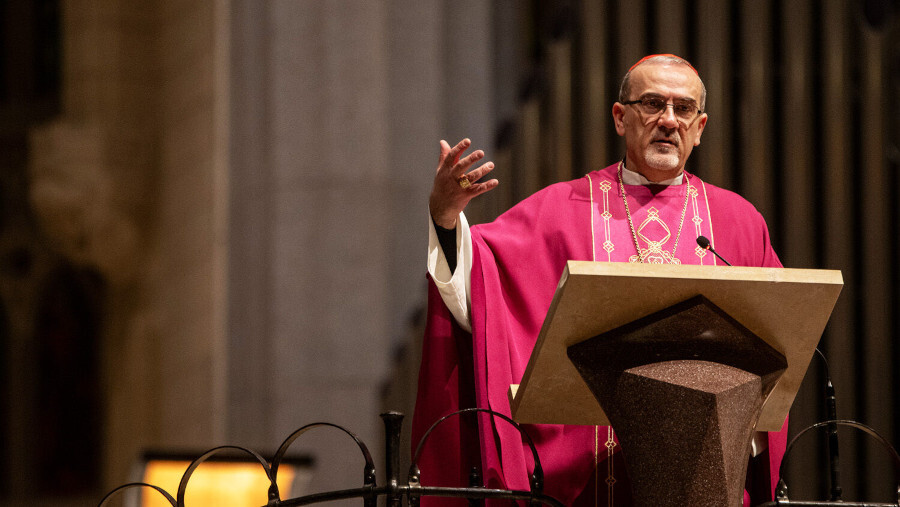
[412,163,788,506]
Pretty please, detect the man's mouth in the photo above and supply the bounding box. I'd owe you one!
[652,139,677,147]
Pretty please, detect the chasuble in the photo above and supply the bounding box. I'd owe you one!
[412,162,787,506]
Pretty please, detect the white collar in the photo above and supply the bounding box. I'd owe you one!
[621,163,684,186]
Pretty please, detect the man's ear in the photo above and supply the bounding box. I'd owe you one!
[693,113,708,146]
[612,102,626,136]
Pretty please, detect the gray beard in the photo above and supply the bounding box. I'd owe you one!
[644,149,680,172]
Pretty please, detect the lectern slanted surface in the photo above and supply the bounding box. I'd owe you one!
[509,261,843,431]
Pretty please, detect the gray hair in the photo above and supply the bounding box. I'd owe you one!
[618,55,707,112]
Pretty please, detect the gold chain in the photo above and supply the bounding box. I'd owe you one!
[617,161,691,263]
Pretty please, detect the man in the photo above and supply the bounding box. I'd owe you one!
[412,54,786,506]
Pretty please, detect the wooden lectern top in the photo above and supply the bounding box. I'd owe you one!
[509,261,843,431]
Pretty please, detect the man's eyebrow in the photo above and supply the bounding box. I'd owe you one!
[638,93,698,104]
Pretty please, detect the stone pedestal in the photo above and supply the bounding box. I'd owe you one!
[614,360,761,505]
[567,296,788,506]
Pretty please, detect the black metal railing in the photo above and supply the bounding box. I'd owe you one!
[98,409,565,507]
[100,411,900,506]
[758,419,900,507]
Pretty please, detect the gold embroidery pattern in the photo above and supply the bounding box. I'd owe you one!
[587,174,596,262]
[627,206,683,264]
[599,181,614,261]
[687,184,708,263]
[700,179,717,265]
[606,426,617,505]
[594,426,599,507]
[587,174,616,505]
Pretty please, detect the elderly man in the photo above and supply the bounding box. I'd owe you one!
[413,54,786,506]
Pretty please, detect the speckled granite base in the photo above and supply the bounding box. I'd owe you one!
[567,295,787,507]
[616,360,761,506]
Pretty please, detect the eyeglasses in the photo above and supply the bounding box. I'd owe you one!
[622,96,702,122]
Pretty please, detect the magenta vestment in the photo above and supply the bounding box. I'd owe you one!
[412,163,788,506]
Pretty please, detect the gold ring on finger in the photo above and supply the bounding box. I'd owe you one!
[458,176,472,189]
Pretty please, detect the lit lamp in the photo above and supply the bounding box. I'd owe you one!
[138,452,313,506]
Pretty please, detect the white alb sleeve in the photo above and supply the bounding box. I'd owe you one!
[426,211,474,332]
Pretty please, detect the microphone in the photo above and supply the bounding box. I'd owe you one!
[815,348,842,500]
[696,236,732,266]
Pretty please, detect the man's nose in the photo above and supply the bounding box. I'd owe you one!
[657,104,679,128]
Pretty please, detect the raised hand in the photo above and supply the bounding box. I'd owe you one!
[428,138,499,229]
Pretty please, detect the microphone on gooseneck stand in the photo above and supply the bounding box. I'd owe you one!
[815,347,842,501]
[696,236,733,266]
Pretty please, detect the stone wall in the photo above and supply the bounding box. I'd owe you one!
[15,0,497,502]
[27,0,225,495]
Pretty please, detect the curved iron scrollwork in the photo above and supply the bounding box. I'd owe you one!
[97,482,176,506]
[759,419,900,507]
[176,446,279,506]
[408,407,550,506]
[270,421,378,507]
[98,410,566,507]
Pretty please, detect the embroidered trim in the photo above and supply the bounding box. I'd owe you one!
[629,206,683,264]
[606,426,617,505]
[700,179,717,265]
[586,174,596,262]
[586,173,615,262]
[587,174,609,505]
[687,183,708,263]
[600,180,613,261]
[620,163,690,264]
[595,425,600,507]
[587,173,615,505]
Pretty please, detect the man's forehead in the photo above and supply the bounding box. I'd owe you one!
[629,63,704,99]
[629,53,698,74]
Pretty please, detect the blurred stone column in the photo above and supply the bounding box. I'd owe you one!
[27,0,160,490]
[227,0,495,496]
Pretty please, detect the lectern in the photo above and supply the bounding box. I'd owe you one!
[509,261,843,506]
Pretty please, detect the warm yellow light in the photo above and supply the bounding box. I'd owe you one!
[142,460,296,507]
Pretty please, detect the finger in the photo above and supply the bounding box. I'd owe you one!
[461,161,495,183]
[468,178,499,197]
[438,140,451,166]
[457,165,497,191]
[445,138,471,167]
[452,149,485,176]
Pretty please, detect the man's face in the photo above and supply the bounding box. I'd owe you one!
[612,62,708,182]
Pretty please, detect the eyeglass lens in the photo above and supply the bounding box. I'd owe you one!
[639,97,698,120]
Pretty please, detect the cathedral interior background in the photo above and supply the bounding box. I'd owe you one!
[0,0,898,505]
